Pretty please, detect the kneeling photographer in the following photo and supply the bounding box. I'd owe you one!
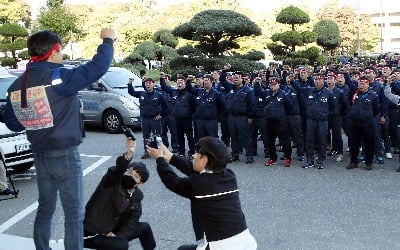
[146,136,257,250]
[84,136,156,250]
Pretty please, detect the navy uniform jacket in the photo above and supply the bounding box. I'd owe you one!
[329,87,349,117]
[281,85,302,115]
[160,78,196,118]
[219,71,255,118]
[254,84,293,120]
[186,84,224,120]
[349,90,380,120]
[127,85,168,119]
[2,38,113,152]
[292,82,336,121]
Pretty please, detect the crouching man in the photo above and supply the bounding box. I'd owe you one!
[84,138,156,250]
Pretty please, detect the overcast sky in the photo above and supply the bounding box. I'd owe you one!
[26,0,399,18]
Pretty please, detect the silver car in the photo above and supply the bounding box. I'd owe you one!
[79,67,142,133]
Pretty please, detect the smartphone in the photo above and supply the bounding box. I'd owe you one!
[122,126,136,141]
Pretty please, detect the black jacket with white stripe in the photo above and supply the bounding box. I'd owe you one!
[156,155,247,242]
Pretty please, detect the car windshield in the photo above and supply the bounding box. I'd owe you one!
[102,68,137,88]
[0,76,17,101]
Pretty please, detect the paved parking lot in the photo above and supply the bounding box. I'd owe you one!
[1,129,400,249]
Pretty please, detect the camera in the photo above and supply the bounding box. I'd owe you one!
[122,126,136,141]
[146,135,162,149]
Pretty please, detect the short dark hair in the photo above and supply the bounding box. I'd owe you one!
[27,30,62,57]
[129,162,149,183]
[195,137,229,171]
[144,78,154,83]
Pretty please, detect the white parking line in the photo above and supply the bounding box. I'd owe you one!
[0,154,111,249]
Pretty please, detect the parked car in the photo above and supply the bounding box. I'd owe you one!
[0,68,34,172]
[78,66,143,133]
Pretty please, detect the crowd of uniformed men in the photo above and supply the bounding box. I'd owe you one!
[128,53,400,172]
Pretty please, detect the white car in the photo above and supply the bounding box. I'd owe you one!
[0,68,34,172]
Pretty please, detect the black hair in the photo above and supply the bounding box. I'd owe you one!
[129,162,149,183]
[195,137,229,172]
[27,30,62,57]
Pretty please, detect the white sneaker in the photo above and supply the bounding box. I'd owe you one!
[336,154,343,162]
[385,152,393,159]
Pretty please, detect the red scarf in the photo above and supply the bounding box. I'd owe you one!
[352,89,360,104]
[21,43,61,108]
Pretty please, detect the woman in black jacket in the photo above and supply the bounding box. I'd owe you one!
[147,136,257,250]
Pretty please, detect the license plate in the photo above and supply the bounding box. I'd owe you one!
[15,143,30,153]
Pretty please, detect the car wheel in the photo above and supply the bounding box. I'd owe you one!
[103,110,123,133]
[10,161,34,173]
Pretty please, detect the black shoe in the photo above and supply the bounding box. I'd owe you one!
[230,155,239,162]
[246,156,254,164]
[397,167,400,172]
[0,188,18,196]
[172,149,178,154]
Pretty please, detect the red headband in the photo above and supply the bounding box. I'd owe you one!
[359,79,369,84]
[30,43,61,62]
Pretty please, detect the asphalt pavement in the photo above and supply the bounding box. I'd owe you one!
[0,127,399,250]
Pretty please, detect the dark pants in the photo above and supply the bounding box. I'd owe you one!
[161,113,179,151]
[84,235,128,250]
[328,116,343,153]
[373,115,384,157]
[266,119,291,160]
[251,116,268,157]
[219,112,230,146]
[176,117,195,156]
[349,119,375,164]
[196,119,218,140]
[142,117,162,149]
[286,115,305,157]
[178,244,210,250]
[228,114,253,157]
[381,116,391,153]
[341,114,351,149]
[388,107,400,149]
[84,222,155,250]
[193,116,198,143]
[126,222,156,250]
[306,119,328,166]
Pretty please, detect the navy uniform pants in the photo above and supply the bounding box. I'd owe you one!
[266,119,291,160]
[286,115,305,157]
[306,119,328,166]
[142,117,162,149]
[219,112,231,146]
[251,116,268,157]
[175,117,195,156]
[328,115,343,154]
[349,119,375,164]
[196,119,218,140]
[228,114,253,157]
[161,113,179,151]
